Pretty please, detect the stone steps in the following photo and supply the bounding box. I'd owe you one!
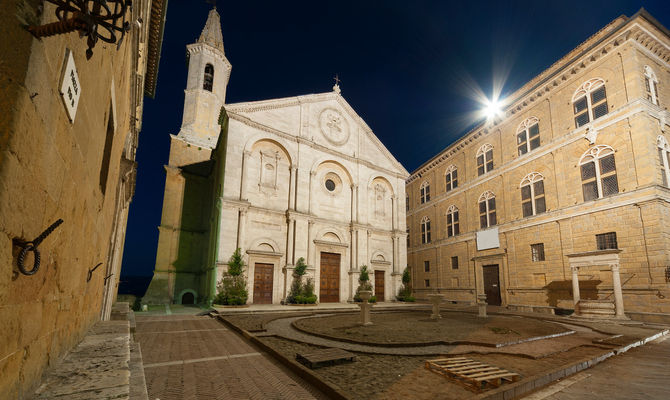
[578,300,616,318]
[32,302,148,399]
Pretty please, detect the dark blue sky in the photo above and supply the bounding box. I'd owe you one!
[121,0,669,278]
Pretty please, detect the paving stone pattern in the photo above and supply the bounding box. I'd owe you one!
[136,315,326,399]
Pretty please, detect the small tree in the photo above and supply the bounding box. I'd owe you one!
[286,257,317,304]
[396,266,415,302]
[214,248,249,305]
[354,265,376,302]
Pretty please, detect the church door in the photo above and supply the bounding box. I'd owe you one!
[374,270,385,302]
[319,252,340,302]
[253,263,274,304]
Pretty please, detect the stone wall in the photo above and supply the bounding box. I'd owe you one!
[0,1,153,397]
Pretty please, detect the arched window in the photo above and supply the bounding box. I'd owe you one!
[579,145,618,201]
[572,78,608,128]
[644,66,659,106]
[420,181,430,204]
[203,63,214,91]
[446,205,459,237]
[478,191,497,229]
[421,216,431,244]
[517,117,540,156]
[658,135,670,187]
[445,165,458,192]
[476,144,494,176]
[520,172,546,217]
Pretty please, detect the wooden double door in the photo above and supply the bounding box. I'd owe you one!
[374,270,385,302]
[253,263,274,304]
[319,252,340,302]
[482,264,502,306]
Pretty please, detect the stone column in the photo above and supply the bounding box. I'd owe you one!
[288,166,297,210]
[350,184,358,223]
[308,170,316,214]
[571,266,580,313]
[391,195,398,231]
[611,263,626,318]
[237,208,247,251]
[240,151,251,201]
[307,220,314,265]
[286,213,295,266]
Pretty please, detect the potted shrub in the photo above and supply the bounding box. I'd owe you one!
[214,248,249,306]
[396,267,415,302]
[354,265,376,302]
[286,257,317,305]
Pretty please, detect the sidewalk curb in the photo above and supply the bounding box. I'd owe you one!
[217,315,351,400]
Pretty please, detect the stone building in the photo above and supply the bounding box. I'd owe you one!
[0,0,166,397]
[406,9,670,321]
[144,8,408,305]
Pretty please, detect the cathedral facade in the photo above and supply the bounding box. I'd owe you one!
[406,9,670,320]
[144,9,408,305]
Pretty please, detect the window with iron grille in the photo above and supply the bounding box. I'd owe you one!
[451,256,459,269]
[425,279,430,288]
[596,232,618,250]
[420,181,430,204]
[579,145,619,201]
[520,173,546,217]
[644,65,659,106]
[421,216,431,244]
[406,228,410,248]
[478,191,497,229]
[572,79,608,128]
[658,136,670,188]
[424,260,430,272]
[203,64,214,92]
[445,165,458,192]
[446,205,460,237]
[406,195,409,211]
[476,144,494,176]
[517,118,541,156]
[531,243,545,262]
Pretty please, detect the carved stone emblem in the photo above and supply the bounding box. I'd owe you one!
[319,108,349,145]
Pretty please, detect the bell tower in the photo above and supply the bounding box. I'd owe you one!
[177,7,232,148]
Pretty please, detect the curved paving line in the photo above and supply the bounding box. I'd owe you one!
[263,315,578,357]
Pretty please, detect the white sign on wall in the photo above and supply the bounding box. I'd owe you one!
[59,49,81,122]
[476,227,500,250]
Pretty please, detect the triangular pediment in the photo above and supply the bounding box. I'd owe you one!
[225,92,408,177]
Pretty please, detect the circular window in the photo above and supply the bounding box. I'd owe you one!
[325,179,336,192]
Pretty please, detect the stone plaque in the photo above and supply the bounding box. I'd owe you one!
[319,108,349,145]
[59,49,81,122]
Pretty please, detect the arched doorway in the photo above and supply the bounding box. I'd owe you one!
[181,291,195,305]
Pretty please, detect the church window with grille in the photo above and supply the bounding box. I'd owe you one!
[420,181,430,204]
[421,216,431,244]
[446,205,460,237]
[579,145,618,201]
[445,165,458,191]
[476,144,494,176]
[572,78,608,128]
[531,243,545,262]
[658,136,670,187]
[478,191,497,229]
[644,66,659,106]
[203,64,214,91]
[520,172,546,217]
[517,117,540,156]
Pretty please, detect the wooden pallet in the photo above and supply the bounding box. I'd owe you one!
[425,357,520,392]
[296,348,356,369]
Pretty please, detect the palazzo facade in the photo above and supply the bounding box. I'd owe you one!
[406,9,670,320]
[144,8,408,305]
